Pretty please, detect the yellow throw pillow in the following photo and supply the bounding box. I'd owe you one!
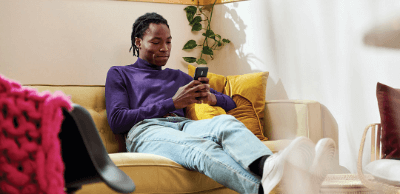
[227,94,268,141]
[224,72,269,123]
[185,103,226,120]
[187,65,226,93]
[187,65,269,134]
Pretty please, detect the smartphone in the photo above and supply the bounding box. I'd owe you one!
[193,66,208,83]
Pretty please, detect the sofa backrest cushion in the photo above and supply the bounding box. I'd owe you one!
[24,85,125,154]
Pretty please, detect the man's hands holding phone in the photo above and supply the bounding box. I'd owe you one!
[172,77,217,110]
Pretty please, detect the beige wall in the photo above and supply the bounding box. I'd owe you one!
[0,0,195,85]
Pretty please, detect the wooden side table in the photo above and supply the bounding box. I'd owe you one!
[320,174,381,194]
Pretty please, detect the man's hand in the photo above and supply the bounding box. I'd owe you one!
[172,77,217,109]
[197,77,217,106]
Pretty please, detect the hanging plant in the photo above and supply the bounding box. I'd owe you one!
[182,0,231,65]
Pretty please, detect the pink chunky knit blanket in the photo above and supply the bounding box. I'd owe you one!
[0,75,72,194]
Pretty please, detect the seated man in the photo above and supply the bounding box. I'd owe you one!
[105,12,335,194]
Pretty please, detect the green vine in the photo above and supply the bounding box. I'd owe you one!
[182,0,231,65]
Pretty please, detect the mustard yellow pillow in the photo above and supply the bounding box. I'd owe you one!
[224,72,269,123]
[186,66,269,139]
[187,65,226,93]
[185,103,226,120]
[227,94,268,141]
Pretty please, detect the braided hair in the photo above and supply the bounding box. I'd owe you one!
[130,12,170,57]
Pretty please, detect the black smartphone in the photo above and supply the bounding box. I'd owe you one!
[193,66,208,82]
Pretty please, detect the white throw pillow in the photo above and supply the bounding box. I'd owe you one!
[364,159,400,186]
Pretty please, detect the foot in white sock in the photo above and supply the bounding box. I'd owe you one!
[309,138,336,193]
[261,136,315,194]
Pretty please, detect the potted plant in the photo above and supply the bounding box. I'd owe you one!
[182,0,231,65]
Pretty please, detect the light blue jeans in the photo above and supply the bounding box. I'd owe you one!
[126,114,273,194]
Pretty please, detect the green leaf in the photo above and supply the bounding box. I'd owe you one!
[184,6,197,23]
[217,41,222,46]
[201,46,213,55]
[202,30,215,38]
[183,57,197,63]
[190,16,202,26]
[196,58,207,65]
[184,6,197,14]
[222,38,231,43]
[182,40,198,50]
[186,13,194,23]
[192,23,202,31]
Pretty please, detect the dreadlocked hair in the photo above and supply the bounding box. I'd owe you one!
[130,12,170,57]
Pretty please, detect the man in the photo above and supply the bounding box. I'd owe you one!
[105,12,336,194]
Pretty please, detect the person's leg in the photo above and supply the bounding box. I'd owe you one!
[261,136,316,193]
[126,117,261,194]
[181,114,273,171]
[182,115,319,193]
[249,155,270,177]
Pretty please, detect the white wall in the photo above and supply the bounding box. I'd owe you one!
[2,0,400,173]
[210,0,400,173]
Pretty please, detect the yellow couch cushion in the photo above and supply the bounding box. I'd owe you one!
[186,65,269,140]
[224,72,269,123]
[24,85,125,154]
[185,103,226,120]
[75,142,290,194]
[185,94,268,140]
[227,94,268,141]
[76,153,236,194]
[187,65,268,127]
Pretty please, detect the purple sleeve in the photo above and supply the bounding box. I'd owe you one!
[210,88,236,112]
[105,68,176,134]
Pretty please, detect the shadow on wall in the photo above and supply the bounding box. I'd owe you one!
[196,2,288,101]
[265,79,289,100]
[210,3,260,75]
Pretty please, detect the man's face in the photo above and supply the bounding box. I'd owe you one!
[136,23,171,67]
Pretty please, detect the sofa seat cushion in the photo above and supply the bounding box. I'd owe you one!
[109,153,228,193]
[108,140,289,193]
[262,139,291,153]
[99,141,288,193]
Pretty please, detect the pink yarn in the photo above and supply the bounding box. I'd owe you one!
[0,75,72,194]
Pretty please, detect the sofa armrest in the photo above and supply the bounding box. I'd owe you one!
[263,100,322,144]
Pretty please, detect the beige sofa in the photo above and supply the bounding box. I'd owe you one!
[26,84,326,194]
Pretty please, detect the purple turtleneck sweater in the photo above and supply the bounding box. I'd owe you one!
[105,58,236,134]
